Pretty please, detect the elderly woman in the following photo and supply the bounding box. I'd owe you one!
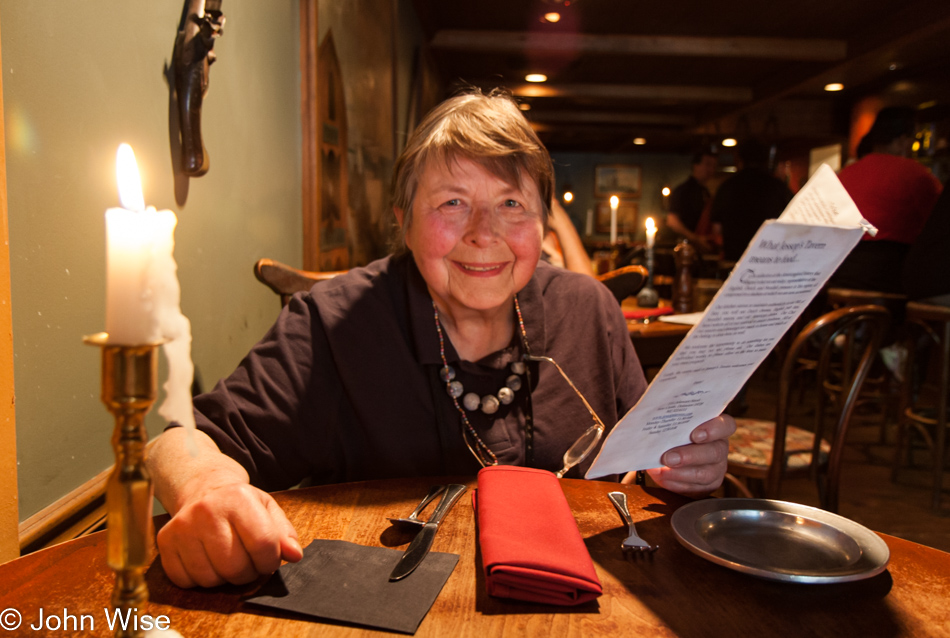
[148,90,734,589]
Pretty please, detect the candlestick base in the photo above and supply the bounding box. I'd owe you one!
[636,286,659,308]
[84,332,159,638]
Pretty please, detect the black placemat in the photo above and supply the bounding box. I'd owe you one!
[246,539,459,634]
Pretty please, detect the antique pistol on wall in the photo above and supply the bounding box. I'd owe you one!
[173,0,225,177]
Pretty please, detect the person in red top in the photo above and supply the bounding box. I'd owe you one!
[830,107,943,293]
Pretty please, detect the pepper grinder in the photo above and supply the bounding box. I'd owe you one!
[672,239,696,314]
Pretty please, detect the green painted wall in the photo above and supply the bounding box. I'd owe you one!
[2,1,303,520]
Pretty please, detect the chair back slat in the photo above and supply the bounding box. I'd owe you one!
[254,258,345,307]
[596,265,648,303]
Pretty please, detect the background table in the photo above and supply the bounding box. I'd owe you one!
[2,478,949,636]
[622,298,692,371]
[627,319,692,370]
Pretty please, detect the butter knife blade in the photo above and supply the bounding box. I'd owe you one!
[389,483,466,581]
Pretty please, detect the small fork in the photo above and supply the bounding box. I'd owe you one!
[608,491,658,556]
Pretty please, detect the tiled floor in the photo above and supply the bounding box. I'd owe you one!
[734,365,950,553]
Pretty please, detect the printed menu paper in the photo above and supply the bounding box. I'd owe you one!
[586,164,876,479]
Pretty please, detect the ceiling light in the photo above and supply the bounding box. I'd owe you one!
[563,191,574,203]
[824,83,844,92]
[722,138,737,147]
[661,186,671,197]
[633,137,647,145]
[518,102,531,111]
[525,73,547,83]
[543,12,561,22]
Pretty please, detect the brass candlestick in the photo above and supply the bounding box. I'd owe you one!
[85,332,159,638]
[636,244,659,308]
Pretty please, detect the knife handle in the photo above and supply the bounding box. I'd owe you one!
[608,491,633,527]
[427,484,466,526]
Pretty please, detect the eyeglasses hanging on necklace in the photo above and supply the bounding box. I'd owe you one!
[523,354,606,478]
[432,298,608,475]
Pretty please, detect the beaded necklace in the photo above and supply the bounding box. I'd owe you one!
[432,297,532,466]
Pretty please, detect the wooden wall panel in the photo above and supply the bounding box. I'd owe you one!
[0,15,20,564]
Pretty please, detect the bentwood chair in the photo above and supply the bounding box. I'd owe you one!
[596,265,648,304]
[892,301,950,511]
[788,288,905,430]
[825,288,908,442]
[254,258,346,307]
[728,304,890,513]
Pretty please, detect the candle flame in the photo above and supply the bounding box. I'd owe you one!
[646,217,656,232]
[116,143,145,212]
[609,195,619,209]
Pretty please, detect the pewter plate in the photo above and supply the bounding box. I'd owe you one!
[671,498,890,584]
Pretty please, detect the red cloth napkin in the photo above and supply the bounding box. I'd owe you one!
[475,466,602,605]
[623,306,675,320]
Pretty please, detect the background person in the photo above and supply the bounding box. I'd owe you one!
[830,106,943,294]
[664,149,719,252]
[541,199,595,276]
[711,138,793,263]
[902,178,950,304]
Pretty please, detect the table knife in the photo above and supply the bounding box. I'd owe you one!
[389,483,466,581]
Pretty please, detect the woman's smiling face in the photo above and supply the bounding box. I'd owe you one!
[399,156,545,318]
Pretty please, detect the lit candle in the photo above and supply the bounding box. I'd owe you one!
[105,144,195,429]
[609,195,619,245]
[106,146,172,343]
[645,217,657,249]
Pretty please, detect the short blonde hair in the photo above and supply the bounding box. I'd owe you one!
[391,89,554,251]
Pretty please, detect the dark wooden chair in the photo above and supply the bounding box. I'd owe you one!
[788,288,905,425]
[257,258,647,308]
[728,304,890,513]
[596,265,648,304]
[253,258,346,307]
[892,301,950,511]
[825,288,908,442]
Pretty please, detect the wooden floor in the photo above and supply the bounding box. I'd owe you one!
[735,364,950,553]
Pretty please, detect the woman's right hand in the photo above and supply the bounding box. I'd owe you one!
[147,427,303,589]
[156,480,303,588]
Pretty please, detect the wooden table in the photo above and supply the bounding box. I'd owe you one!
[2,478,949,636]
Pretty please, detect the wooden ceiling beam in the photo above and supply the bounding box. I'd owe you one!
[529,121,693,135]
[527,110,694,126]
[432,30,847,61]
[509,83,752,103]
[695,11,950,134]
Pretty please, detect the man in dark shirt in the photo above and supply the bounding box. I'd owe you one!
[902,178,950,303]
[665,149,718,251]
[711,139,793,262]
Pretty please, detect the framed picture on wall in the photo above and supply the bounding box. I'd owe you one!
[594,164,641,198]
[595,200,639,234]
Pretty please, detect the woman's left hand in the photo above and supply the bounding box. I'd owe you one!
[627,415,736,497]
